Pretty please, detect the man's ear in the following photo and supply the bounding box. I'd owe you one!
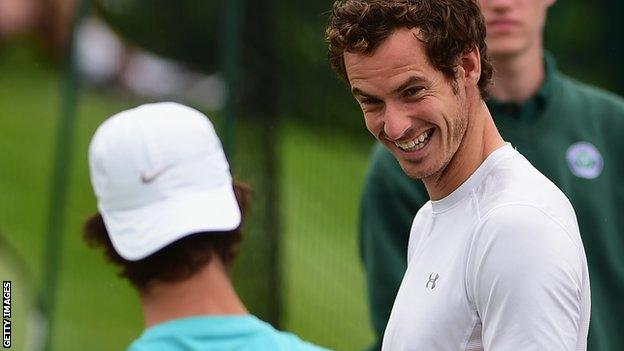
[458,46,481,87]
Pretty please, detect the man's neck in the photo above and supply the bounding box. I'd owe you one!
[140,259,248,328]
[424,100,505,200]
[488,43,545,103]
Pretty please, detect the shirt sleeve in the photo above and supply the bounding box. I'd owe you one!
[466,204,587,351]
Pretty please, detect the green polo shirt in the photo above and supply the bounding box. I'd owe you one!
[359,54,624,351]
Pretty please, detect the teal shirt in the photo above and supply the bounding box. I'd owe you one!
[360,54,624,351]
[128,315,330,351]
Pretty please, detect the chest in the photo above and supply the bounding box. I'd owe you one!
[383,218,481,350]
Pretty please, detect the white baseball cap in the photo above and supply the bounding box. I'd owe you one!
[88,102,241,261]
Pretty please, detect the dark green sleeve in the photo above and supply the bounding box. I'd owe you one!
[359,143,429,351]
[555,77,624,351]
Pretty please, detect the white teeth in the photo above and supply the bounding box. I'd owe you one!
[394,130,431,151]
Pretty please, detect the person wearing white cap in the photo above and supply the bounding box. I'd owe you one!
[84,102,329,351]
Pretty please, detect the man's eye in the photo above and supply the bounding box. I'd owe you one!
[362,98,381,105]
[403,87,422,97]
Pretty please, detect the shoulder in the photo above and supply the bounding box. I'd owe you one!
[467,202,584,287]
[478,204,578,248]
[263,327,330,351]
[475,152,578,233]
[555,72,624,121]
[466,203,585,297]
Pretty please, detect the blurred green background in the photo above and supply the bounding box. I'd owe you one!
[0,0,622,350]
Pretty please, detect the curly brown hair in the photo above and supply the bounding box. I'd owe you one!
[84,181,253,292]
[326,0,493,98]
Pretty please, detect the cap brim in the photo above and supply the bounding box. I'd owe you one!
[99,182,241,261]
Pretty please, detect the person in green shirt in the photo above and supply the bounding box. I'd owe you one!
[84,102,329,351]
[359,1,624,350]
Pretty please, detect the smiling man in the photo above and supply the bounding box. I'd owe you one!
[346,0,624,350]
[327,1,590,350]
[345,26,497,199]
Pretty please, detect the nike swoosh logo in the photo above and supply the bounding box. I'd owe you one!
[140,165,173,184]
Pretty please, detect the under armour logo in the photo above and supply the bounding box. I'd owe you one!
[426,273,439,289]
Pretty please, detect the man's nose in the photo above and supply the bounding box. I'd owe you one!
[383,103,412,141]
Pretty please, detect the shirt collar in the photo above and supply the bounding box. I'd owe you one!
[487,51,557,121]
[537,51,557,102]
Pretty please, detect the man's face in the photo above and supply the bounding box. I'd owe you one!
[479,0,555,58]
[344,28,469,180]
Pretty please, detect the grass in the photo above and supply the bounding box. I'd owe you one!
[0,43,374,350]
[280,120,374,350]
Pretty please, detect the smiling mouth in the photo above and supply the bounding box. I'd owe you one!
[394,128,434,152]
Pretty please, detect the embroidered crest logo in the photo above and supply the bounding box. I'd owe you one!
[566,142,603,179]
[426,273,439,290]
